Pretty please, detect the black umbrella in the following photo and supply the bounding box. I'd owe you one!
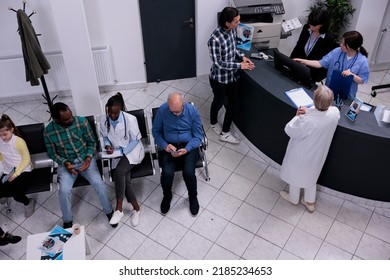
[9,2,54,113]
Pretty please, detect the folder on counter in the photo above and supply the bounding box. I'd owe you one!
[285,88,313,108]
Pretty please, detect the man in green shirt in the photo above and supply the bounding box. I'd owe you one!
[44,103,114,228]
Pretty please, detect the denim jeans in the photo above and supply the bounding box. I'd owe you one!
[209,78,239,133]
[160,148,198,200]
[57,158,112,222]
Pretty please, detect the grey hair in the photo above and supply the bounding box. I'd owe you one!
[167,92,185,103]
[313,85,334,111]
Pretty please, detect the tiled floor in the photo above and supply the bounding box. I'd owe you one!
[1,70,390,260]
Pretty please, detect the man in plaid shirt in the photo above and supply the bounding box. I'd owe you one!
[208,6,255,144]
[44,102,114,229]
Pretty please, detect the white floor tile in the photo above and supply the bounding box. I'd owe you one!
[234,156,268,183]
[221,173,255,201]
[297,211,334,239]
[206,191,242,220]
[365,213,390,243]
[174,230,213,259]
[245,183,279,213]
[284,228,322,260]
[270,196,305,226]
[212,146,245,172]
[258,166,287,192]
[336,200,373,231]
[355,233,390,260]
[106,224,146,258]
[243,236,281,260]
[149,217,187,250]
[190,209,228,242]
[231,202,267,234]
[325,220,363,254]
[204,244,240,260]
[131,237,171,260]
[278,250,302,260]
[93,245,127,260]
[257,215,294,248]
[216,223,254,257]
[315,242,352,260]
[198,162,232,189]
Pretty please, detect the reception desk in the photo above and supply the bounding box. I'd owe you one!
[234,50,390,202]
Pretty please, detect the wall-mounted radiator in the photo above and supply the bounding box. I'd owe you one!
[0,46,115,99]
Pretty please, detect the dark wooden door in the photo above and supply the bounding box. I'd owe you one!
[139,0,196,82]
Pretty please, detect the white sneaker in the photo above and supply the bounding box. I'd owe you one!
[109,210,124,225]
[210,123,222,135]
[131,209,140,227]
[219,132,240,144]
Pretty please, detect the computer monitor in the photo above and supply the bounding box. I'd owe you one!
[273,49,312,89]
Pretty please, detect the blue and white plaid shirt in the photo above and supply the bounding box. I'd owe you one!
[208,27,244,84]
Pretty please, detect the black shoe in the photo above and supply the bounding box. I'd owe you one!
[0,232,22,246]
[189,197,199,216]
[63,221,73,229]
[160,195,172,215]
[106,211,118,228]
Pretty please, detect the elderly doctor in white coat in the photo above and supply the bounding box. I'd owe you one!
[280,85,340,212]
[100,93,145,227]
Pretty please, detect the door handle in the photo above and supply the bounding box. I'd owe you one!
[184,17,194,29]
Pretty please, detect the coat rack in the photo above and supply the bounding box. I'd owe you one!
[9,1,56,116]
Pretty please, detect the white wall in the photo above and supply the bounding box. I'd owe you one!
[196,0,228,76]
[351,0,388,65]
[1,0,387,99]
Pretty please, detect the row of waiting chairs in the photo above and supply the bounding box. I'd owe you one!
[2,105,210,212]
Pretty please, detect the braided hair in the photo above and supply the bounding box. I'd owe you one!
[105,92,127,133]
[0,114,22,138]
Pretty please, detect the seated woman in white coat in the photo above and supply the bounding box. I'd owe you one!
[280,85,340,212]
[100,93,145,226]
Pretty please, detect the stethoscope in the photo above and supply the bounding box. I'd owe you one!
[333,51,358,71]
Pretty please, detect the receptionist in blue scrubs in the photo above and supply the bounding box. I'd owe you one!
[294,30,370,100]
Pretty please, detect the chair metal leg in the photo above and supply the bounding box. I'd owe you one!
[0,198,12,213]
[200,150,210,182]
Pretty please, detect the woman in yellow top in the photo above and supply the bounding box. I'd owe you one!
[0,114,35,217]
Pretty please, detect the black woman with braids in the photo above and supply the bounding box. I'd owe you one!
[100,92,145,227]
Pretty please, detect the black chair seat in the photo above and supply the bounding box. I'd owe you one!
[131,153,155,178]
[26,168,53,194]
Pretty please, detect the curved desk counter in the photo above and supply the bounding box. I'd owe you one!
[235,51,390,202]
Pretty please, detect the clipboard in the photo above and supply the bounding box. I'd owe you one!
[285,88,313,108]
[328,70,353,100]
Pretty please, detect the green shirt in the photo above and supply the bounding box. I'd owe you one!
[43,116,96,164]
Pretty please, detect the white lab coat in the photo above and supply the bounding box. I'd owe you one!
[280,106,340,188]
[100,112,145,168]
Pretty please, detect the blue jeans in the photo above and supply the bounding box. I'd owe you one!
[159,148,198,200]
[57,158,112,222]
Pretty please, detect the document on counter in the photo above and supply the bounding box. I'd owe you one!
[285,88,313,108]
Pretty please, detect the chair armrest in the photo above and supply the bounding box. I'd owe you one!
[30,153,54,169]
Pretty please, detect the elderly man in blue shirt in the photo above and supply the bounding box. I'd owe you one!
[152,92,203,216]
